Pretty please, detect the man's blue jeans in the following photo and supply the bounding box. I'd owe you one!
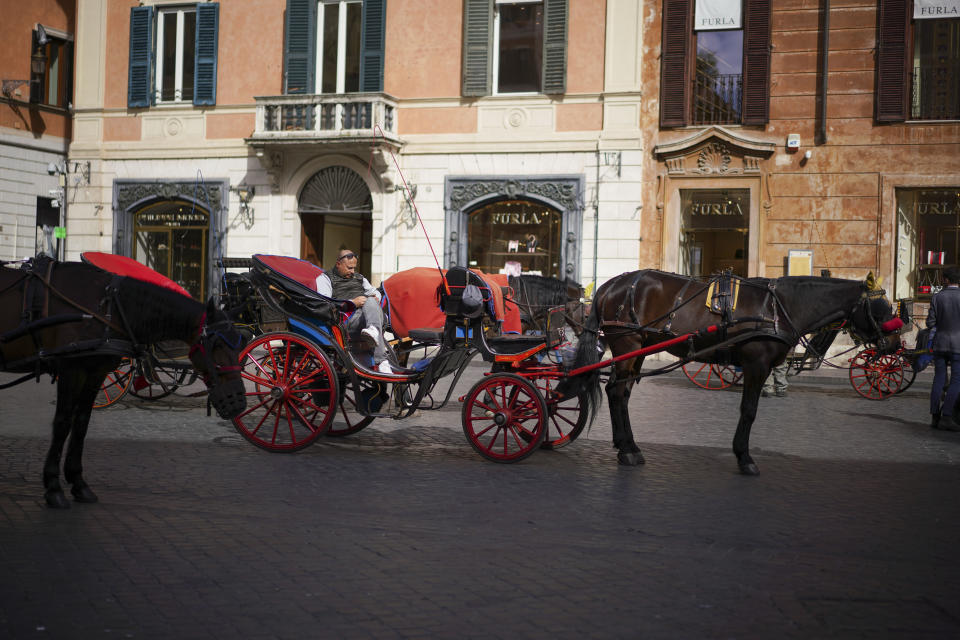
[930,351,960,416]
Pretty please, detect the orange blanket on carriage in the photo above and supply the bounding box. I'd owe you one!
[381,267,522,338]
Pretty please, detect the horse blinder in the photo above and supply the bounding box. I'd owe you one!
[190,315,247,419]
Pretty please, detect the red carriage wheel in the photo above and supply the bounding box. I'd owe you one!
[94,357,134,409]
[232,333,339,452]
[682,362,740,389]
[462,373,547,463]
[894,349,917,394]
[848,348,905,400]
[525,372,587,449]
[326,377,378,436]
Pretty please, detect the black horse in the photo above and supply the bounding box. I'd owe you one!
[559,270,902,475]
[0,257,247,507]
[507,274,585,335]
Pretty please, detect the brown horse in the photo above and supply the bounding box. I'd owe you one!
[0,257,246,507]
[560,270,902,475]
[507,274,586,336]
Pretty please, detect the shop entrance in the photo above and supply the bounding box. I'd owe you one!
[466,199,563,278]
[298,166,372,274]
[679,189,749,278]
[133,199,209,299]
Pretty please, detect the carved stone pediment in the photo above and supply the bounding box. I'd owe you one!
[654,126,775,177]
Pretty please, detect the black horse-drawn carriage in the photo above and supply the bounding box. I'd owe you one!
[228,254,589,462]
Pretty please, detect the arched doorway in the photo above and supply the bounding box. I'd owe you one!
[298,166,373,274]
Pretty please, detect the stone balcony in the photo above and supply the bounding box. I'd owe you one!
[247,92,401,148]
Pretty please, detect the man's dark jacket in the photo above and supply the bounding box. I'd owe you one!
[927,286,960,353]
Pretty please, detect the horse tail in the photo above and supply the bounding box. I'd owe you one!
[556,296,603,426]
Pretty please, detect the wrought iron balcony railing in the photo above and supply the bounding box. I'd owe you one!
[693,71,742,125]
[911,66,960,121]
[251,93,399,143]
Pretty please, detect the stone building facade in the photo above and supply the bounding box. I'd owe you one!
[64,0,645,300]
[639,0,960,315]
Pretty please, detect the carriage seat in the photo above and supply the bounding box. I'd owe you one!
[484,333,548,354]
[438,266,497,320]
[251,254,355,327]
[408,327,444,344]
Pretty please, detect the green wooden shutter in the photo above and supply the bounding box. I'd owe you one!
[194,3,219,105]
[462,0,492,97]
[128,5,154,108]
[542,0,568,94]
[659,0,690,127]
[741,0,771,125]
[284,0,317,94]
[875,0,909,122]
[360,0,386,92]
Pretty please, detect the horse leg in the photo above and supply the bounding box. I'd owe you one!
[43,367,81,508]
[63,359,115,503]
[607,358,645,465]
[732,346,780,476]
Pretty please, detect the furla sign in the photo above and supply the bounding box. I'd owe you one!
[695,0,741,30]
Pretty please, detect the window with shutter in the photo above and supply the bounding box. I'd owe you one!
[462,0,493,96]
[660,0,770,128]
[284,0,317,94]
[194,3,219,105]
[128,6,154,108]
[875,0,909,122]
[542,0,568,94]
[741,0,770,125]
[660,0,691,127]
[360,0,386,92]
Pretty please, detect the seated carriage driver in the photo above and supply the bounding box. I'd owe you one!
[316,248,392,374]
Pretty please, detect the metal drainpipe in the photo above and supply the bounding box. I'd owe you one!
[592,145,600,292]
[817,0,830,145]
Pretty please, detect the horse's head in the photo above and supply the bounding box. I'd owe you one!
[848,287,903,354]
[189,298,248,419]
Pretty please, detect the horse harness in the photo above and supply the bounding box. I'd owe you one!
[0,257,239,389]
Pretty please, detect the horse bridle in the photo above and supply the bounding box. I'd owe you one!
[188,313,244,386]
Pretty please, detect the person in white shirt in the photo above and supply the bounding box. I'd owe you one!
[315,248,390,372]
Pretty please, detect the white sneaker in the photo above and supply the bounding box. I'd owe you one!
[359,326,379,349]
[377,360,393,374]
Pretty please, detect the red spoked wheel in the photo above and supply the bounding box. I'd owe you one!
[848,348,905,400]
[326,376,379,437]
[232,333,339,452]
[525,372,587,450]
[682,362,742,390]
[94,357,134,409]
[462,373,547,463]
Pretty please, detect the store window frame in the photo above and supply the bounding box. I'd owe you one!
[133,200,210,300]
[444,175,583,282]
[112,178,229,300]
[895,186,960,300]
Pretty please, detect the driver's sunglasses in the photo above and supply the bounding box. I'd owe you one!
[337,252,357,261]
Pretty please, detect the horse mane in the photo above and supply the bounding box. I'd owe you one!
[115,276,205,344]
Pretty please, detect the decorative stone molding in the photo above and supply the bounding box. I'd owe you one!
[256,150,284,194]
[654,125,775,177]
[448,178,581,212]
[116,181,224,213]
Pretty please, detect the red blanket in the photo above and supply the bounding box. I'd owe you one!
[81,252,192,298]
[382,267,521,337]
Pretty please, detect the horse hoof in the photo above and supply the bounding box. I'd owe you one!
[739,462,760,476]
[45,490,70,509]
[617,451,646,466]
[71,485,99,504]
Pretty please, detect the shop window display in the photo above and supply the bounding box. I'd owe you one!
[467,200,561,278]
[133,200,209,300]
[896,188,960,300]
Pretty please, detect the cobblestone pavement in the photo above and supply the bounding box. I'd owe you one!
[1,365,959,639]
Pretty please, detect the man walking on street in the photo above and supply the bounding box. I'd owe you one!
[927,265,960,431]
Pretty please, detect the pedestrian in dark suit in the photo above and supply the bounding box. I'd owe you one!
[927,265,960,431]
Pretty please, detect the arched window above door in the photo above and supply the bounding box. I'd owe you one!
[299,165,372,214]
